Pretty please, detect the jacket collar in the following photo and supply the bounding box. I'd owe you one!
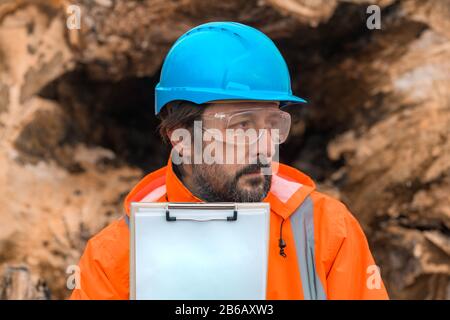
[124,154,316,219]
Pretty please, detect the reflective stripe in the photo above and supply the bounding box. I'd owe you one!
[271,174,303,203]
[290,196,327,300]
[140,185,166,202]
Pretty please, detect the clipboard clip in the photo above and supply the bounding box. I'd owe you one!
[165,203,238,222]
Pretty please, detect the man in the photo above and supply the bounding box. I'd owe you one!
[70,22,389,300]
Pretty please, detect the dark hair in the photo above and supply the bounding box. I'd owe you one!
[157,100,205,144]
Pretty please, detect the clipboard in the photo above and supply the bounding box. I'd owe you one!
[130,202,270,300]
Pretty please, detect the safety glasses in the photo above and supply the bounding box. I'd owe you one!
[201,108,291,145]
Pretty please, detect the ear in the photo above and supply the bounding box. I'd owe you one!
[166,129,177,148]
[167,128,192,159]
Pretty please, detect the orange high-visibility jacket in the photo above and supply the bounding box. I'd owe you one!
[70,157,389,300]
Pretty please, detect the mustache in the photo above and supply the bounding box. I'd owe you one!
[235,162,271,180]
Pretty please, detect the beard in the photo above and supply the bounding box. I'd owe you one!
[192,162,272,202]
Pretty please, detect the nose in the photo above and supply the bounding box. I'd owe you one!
[256,129,276,161]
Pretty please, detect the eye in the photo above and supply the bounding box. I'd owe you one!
[266,119,278,128]
[238,121,250,128]
[230,120,251,129]
[264,114,280,127]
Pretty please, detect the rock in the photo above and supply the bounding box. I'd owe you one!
[0,264,50,300]
[0,0,448,299]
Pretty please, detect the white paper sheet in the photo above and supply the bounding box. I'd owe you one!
[130,202,270,300]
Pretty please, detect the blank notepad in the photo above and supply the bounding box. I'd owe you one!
[130,202,270,300]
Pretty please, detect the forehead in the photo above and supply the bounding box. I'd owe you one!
[204,100,280,114]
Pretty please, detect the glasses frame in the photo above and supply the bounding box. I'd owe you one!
[201,107,292,145]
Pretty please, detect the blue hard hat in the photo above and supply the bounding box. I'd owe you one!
[154,21,306,114]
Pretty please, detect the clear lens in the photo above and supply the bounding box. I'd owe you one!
[203,108,291,145]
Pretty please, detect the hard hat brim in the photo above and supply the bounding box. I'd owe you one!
[155,86,307,114]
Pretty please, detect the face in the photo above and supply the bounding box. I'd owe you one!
[187,101,281,202]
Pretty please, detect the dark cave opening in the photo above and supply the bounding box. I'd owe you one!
[28,1,395,180]
[37,66,171,173]
[35,66,338,181]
